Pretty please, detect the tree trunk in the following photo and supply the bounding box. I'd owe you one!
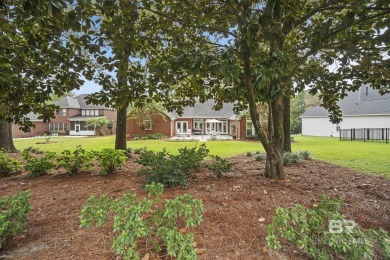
[0,121,17,152]
[264,97,285,179]
[115,107,127,150]
[283,96,292,152]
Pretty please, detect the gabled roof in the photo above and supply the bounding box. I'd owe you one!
[55,94,111,110]
[301,86,390,117]
[171,99,236,118]
[25,112,43,122]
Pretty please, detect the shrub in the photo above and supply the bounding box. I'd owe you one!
[59,145,94,175]
[0,150,22,177]
[283,152,300,165]
[175,144,209,172]
[95,148,126,175]
[80,183,204,260]
[255,151,261,154]
[23,146,44,154]
[298,150,312,160]
[22,150,57,178]
[255,154,264,161]
[133,147,147,154]
[0,191,33,249]
[139,144,209,188]
[246,151,253,157]
[205,155,234,178]
[266,195,390,259]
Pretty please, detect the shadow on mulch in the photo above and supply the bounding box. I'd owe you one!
[0,155,389,260]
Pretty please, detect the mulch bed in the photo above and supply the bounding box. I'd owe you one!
[0,155,389,260]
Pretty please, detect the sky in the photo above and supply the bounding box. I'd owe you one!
[74,77,102,95]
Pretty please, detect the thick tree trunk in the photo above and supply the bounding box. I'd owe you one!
[283,96,292,152]
[264,97,285,179]
[0,121,17,152]
[115,107,127,150]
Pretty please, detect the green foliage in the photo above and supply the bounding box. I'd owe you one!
[23,146,44,154]
[266,195,390,259]
[138,144,209,188]
[0,191,33,249]
[246,151,253,157]
[59,145,94,175]
[22,150,57,178]
[205,155,234,178]
[133,147,147,154]
[85,117,110,136]
[255,151,261,154]
[283,152,300,165]
[0,150,22,177]
[95,148,126,175]
[298,150,312,160]
[80,183,204,260]
[255,154,264,161]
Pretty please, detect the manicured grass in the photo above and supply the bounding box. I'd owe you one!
[13,135,390,177]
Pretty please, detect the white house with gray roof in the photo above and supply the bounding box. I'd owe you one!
[301,86,390,137]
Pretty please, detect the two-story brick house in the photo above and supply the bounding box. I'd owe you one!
[13,94,117,138]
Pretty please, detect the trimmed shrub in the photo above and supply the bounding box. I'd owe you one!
[255,154,264,161]
[0,151,22,177]
[95,148,126,175]
[205,155,234,178]
[80,183,204,260]
[22,150,57,178]
[266,195,390,259]
[59,145,94,175]
[0,191,33,249]
[246,151,253,157]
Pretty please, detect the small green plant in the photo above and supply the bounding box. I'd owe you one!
[266,195,390,259]
[255,154,263,161]
[23,146,44,154]
[44,133,51,142]
[283,152,300,165]
[22,150,57,178]
[95,148,126,175]
[205,155,234,178]
[0,150,22,177]
[59,145,94,175]
[0,190,33,249]
[298,150,312,160]
[175,144,209,172]
[133,147,147,154]
[80,183,204,260]
[255,151,261,154]
[246,151,252,157]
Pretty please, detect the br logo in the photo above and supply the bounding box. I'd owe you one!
[329,220,357,234]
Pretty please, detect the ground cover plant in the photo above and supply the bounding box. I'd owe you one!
[205,155,234,178]
[22,150,57,178]
[266,195,390,259]
[0,191,32,249]
[13,136,390,177]
[80,183,204,260]
[94,148,126,175]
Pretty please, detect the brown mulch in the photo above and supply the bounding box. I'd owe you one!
[0,155,389,260]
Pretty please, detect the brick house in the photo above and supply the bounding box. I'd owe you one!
[126,100,258,139]
[13,94,117,138]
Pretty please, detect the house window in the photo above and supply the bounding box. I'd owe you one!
[246,119,256,136]
[194,119,203,131]
[82,110,86,116]
[144,120,152,130]
[62,109,67,116]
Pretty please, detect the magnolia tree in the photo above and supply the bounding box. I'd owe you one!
[134,0,389,179]
[0,0,93,151]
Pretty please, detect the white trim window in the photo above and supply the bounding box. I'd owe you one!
[62,108,67,116]
[144,120,152,130]
[246,119,256,136]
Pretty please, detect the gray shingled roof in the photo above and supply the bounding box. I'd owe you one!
[25,112,43,122]
[301,86,390,117]
[172,99,235,118]
[55,95,110,109]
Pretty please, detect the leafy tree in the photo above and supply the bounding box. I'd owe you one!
[80,1,164,150]
[127,102,167,135]
[136,0,389,179]
[0,0,93,151]
[290,92,306,134]
[85,117,110,136]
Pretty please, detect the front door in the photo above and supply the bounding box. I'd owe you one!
[176,121,188,134]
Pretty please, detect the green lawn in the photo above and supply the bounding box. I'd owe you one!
[14,135,390,177]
